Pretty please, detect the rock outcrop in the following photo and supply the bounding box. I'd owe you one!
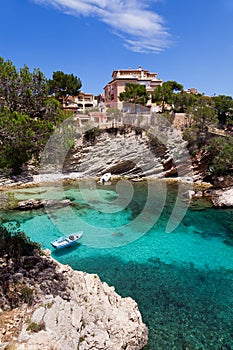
[208,187,233,207]
[18,266,148,350]
[61,126,193,179]
[0,122,195,187]
[0,250,148,350]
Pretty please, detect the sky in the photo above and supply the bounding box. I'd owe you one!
[0,0,233,97]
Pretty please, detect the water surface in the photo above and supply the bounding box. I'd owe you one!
[1,180,233,349]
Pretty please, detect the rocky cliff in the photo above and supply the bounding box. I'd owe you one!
[60,126,193,179]
[0,124,194,186]
[0,249,148,350]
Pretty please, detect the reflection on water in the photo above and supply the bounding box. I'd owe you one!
[1,180,233,349]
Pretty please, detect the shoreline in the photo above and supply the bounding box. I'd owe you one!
[0,171,210,189]
[1,172,232,207]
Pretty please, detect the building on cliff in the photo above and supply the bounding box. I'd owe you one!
[60,91,98,113]
[103,66,162,112]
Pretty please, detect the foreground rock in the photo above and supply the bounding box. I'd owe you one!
[209,187,233,207]
[1,251,148,350]
[18,267,148,350]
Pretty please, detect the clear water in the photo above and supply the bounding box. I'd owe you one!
[1,180,233,349]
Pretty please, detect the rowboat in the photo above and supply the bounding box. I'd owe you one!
[51,232,83,249]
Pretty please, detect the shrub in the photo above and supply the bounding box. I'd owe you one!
[207,135,233,174]
[20,286,34,305]
[26,321,45,332]
[0,224,41,260]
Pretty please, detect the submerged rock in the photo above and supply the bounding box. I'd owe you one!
[15,199,72,210]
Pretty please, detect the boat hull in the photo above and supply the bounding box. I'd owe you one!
[51,232,83,249]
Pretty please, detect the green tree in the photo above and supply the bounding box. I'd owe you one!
[17,66,49,118]
[0,57,69,173]
[173,91,200,113]
[212,94,233,126]
[183,96,218,151]
[152,80,183,112]
[106,108,121,117]
[0,57,53,119]
[0,109,55,174]
[0,224,41,260]
[119,83,149,111]
[48,71,82,104]
[207,135,233,174]
[0,57,19,112]
[192,104,218,133]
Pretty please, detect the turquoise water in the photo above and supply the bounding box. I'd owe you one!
[1,181,233,349]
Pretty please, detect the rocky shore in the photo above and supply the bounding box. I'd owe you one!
[1,172,233,209]
[208,187,233,207]
[0,249,148,350]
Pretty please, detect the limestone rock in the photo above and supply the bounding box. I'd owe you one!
[62,127,192,179]
[16,258,148,350]
[209,187,233,207]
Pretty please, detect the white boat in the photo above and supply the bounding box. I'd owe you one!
[100,172,111,183]
[51,232,83,249]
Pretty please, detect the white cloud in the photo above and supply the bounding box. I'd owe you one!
[33,0,170,53]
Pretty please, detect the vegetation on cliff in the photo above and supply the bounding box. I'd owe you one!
[151,81,233,176]
[0,56,233,177]
[0,224,41,309]
[0,224,69,311]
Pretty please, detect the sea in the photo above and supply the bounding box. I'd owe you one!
[1,179,233,350]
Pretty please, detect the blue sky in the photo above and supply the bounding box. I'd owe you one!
[1,0,232,96]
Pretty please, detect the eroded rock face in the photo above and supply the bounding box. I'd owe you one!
[0,125,193,187]
[63,128,192,179]
[64,130,164,177]
[15,257,148,350]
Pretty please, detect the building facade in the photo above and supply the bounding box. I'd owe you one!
[104,66,162,112]
[61,92,97,113]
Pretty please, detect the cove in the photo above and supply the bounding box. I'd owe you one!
[1,180,233,349]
